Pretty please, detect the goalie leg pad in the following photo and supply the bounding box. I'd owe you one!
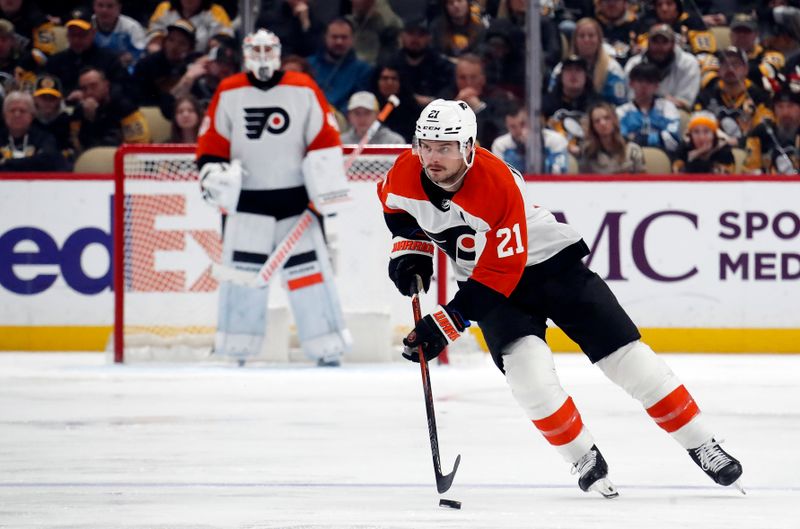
[278,215,351,362]
[215,212,276,358]
[597,340,713,448]
[503,335,595,463]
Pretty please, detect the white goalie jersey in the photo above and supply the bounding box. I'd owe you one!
[196,70,348,213]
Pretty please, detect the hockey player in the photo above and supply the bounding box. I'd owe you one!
[196,29,352,367]
[379,99,744,497]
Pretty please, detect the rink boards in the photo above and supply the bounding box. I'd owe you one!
[0,172,798,353]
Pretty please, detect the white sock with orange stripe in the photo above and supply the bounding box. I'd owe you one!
[597,341,714,449]
[504,336,596,463]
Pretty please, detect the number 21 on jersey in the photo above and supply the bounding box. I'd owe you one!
[497,223,524,258]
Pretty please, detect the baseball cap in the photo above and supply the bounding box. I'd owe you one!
[649,23,675,40]
[403,17,430,33]
[65,7,93,31]
[730,13,758,31]
[347,91,379,111]
[561,54,589,71]
[167,19,196,43]
[209,39,239,67]
[718,46,747,65]
[0,19,14,35]
[33,74,63,98]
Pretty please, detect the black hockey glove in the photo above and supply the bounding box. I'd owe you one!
[388,237,434,296]
[402,305,469,362]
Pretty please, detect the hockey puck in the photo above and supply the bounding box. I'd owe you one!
[438,498,461,510]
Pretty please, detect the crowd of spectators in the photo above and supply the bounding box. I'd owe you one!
[1,0,800,175]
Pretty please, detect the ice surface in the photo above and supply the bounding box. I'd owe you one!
[0,353,798,529]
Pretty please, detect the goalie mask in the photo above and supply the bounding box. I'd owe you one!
[243,29,282,81]
[413,99,478,172]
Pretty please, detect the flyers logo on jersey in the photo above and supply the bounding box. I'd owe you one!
[244,107,290,139]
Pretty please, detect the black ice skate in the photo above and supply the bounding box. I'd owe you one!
[688,438,745,494]
[572,445,619,498]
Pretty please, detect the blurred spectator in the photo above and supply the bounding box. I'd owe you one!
[370,63,420,142]
[756,1,800,58]
[0,91,67,172]
[671,111,735,173]
[347,0,402,65]
[636,0,716,61]
[32,74,74,167]
[593,0,639,64]
[173,34,239,109]
[390,18,454,107]
[624,23,700,111]
[0,0,57,57]
[169,94,202,142]
[340,90,405,143]
[550,17,627,105]
[0,19,39,93]
[728,13,785,87]
[490,102,570,174]
[579,101,645,173]
[93,0,147,70]
[281,53,313,75]
[490,0,562,76]
[46,7,131,101]
[745,77,800,174]
[617,62,680,153]
[693,0,759,26]
[307,17,372,114]
[439,52,517,147]
[147,0,234,53]
[132,19,197,118]
[429,0,486,58]
[694,46,773,146]
[256,0,323,58]
[481,18,525,98]
[70,66,151,152]
[543,55,601,154]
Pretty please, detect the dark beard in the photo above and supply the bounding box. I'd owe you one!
[404,48,426,59]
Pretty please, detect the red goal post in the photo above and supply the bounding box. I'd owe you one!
[112,144,449,363]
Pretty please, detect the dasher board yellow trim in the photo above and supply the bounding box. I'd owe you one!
[471,327,800,354]
[0,326,112,351]
[2,326,800,353]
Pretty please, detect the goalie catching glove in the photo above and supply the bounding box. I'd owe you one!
[388,236,434,296]
[199,160,243,213]
[402,304,469,362]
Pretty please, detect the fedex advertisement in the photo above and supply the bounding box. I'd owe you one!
[0,174,798,353]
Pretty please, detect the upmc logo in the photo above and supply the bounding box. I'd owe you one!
[0,195,221,296]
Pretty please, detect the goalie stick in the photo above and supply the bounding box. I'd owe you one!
[410,275,461,494]
[343,94,401,173]
[211,208,317,288]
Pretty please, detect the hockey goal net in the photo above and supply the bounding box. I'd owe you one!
[112,144,443,363]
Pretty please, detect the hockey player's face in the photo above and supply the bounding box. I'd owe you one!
[418,140,467,182]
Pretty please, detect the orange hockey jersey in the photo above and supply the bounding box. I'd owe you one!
[196,71,342,193]
[379,147,583,320]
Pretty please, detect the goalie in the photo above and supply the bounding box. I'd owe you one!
[196,29,351,366]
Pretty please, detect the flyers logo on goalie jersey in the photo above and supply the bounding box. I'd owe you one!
[244,107,290,138]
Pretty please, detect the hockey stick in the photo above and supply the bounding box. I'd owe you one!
[343,94,401,173]
[410,275,461,494]
[211,208,316,288]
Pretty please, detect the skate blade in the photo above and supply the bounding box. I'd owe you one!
[589,478,619,499]
[731,479,746,495]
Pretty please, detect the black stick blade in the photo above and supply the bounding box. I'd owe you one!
[435,453,461,493]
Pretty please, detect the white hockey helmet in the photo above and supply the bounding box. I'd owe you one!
[414,99,478,169]
[243,28,282,81]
